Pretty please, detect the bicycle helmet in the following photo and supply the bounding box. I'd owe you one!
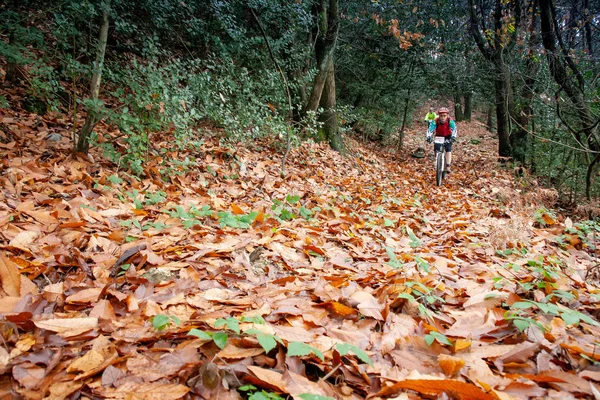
[438,107,449,115]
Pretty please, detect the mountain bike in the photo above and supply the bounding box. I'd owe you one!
[433,136,450,186]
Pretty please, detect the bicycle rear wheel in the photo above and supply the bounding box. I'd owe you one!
[435,151,444,186]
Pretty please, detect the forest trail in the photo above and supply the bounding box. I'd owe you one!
[0,106,599,399]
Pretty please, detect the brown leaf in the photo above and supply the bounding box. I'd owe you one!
[247,366,285,391]
[67,349,104,374]
[46,380,83,400]
[282,370,329,399]
[102,365,126,387]
[66,287,103,303]
[34,317,98,336]
[0,254,21,297]
[97,382,190,399]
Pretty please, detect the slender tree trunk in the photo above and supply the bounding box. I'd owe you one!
[585,154,599,200]
[304,0,339,115]
[583,0,593,56]
[453,92,464,121]
[398,59,415,148]
[463,92,473,121]
[304,0,341,151]
[468,0,519,159]
[511,4,539,164]
[76,9,109,154]
[538,0,599,151]
[494,59,512,158]
[319,59,342,151]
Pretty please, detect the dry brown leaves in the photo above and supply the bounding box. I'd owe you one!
[0,95,599,400]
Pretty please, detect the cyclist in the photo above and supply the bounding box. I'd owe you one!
[424,107,437,126]
[426,107,457,173]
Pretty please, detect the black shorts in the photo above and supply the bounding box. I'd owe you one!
[434,139,453,152]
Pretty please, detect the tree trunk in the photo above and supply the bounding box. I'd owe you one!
[538,0,599,152]
[319,59,342,151]
[463,92,473,121]
[303,0,339,115]
[453,93,464,121]
[468,0,519,159]
[511,4,539,164]
[494,59,512,158]
[583,0,593,56]
[304,0,340,151]
[76,9,109,154]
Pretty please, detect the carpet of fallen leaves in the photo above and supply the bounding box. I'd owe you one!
[1,99,600,400]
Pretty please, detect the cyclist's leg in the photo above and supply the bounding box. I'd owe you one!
[444,141,453,172]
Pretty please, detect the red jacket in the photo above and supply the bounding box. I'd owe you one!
[434,117,454,137]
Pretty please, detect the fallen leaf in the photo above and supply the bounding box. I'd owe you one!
[377,379,496,400]
[0,254,21,297]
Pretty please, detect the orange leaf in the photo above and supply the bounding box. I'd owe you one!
[377,379,496,400]
[316,301,358,318]
[231,204,245,215]
[454,339,472,351]
[438,354,465,377]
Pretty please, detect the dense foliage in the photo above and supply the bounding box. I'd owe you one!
[0,0,598,200]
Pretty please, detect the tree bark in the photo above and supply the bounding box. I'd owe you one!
[319,58,342,151]
[304,0,339,115]
[76,8,109,154]
[583,0,593,56]
[468,0,519,159]
[463,92,473,121]
[304,0,341,151]
[453,93,464,121]
[511,4,539,164]
[538,0,599,152]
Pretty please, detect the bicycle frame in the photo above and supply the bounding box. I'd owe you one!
[434,136,447,186]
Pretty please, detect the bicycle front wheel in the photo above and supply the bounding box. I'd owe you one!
[435,151,444,186]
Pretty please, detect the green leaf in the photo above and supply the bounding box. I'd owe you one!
[560,310,580,326]
[286,195,301,204]
[299,395,336,400]
[241,315,266,324]
[335,343,373,366]
[152,314,170,331]
[188,328,212,340]
[415,256,430,273]
[429,331,452,346]
[511,301,535,309]
[287,342,324,361]
[513,319,530,332]
[385,247,403,269]
[255,333,277,353]
[397,292,416,303]
[238,385,257,392]
[406,225,422,248]
[384,218,396,227]
[424,333,435,346]
[215,317,241,334]
[212,331,229,349]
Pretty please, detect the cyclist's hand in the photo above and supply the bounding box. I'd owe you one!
[450,136,456,143]
[426,137,433,144]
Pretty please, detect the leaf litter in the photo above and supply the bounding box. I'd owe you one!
[1,102,600,399]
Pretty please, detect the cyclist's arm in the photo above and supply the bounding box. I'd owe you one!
[449,120,457,139]
[426,122,436,139]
